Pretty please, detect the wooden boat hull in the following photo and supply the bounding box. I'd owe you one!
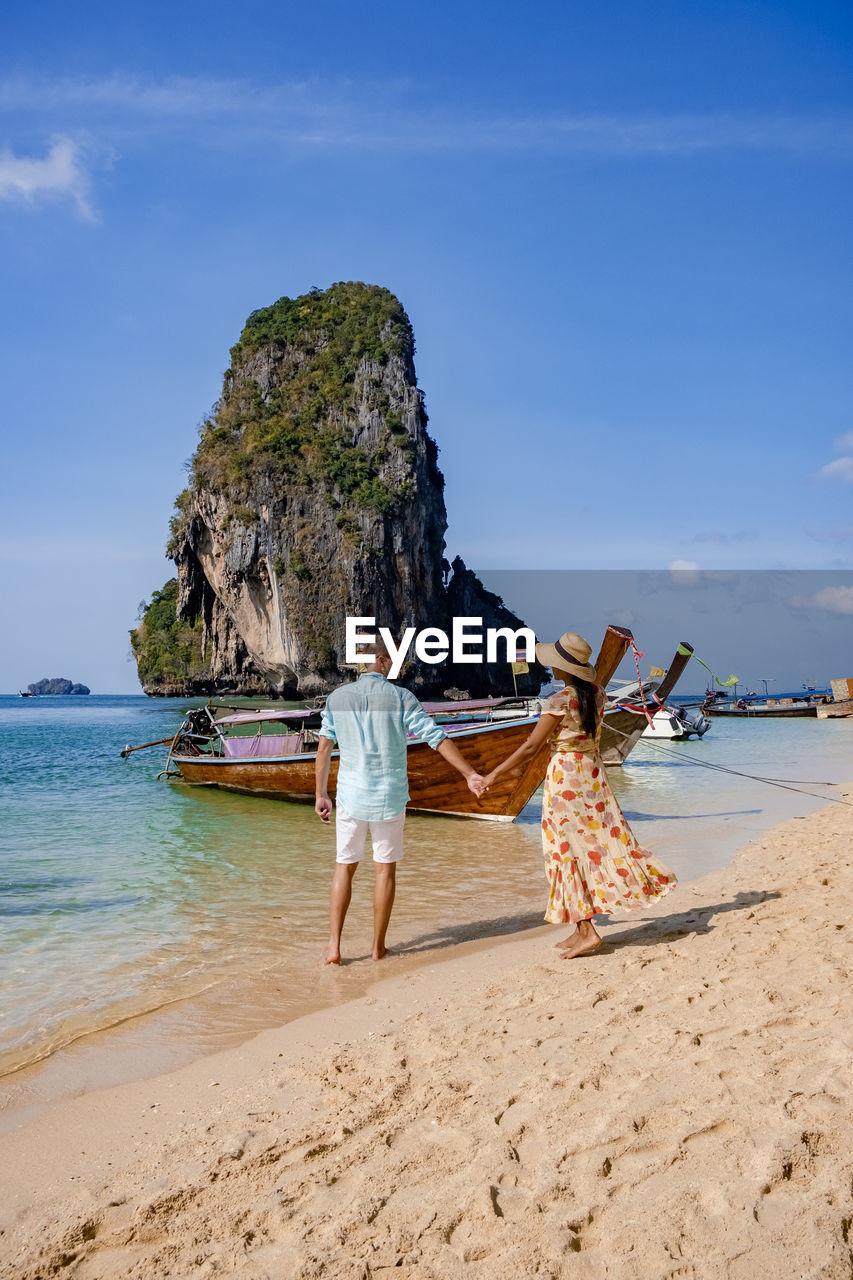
[168,625,639,820]
[600,708,648,766]
[172,718,551,821]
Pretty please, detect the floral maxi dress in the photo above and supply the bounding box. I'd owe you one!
[539,687,677,924]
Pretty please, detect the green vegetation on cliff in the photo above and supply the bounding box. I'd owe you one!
[232,281,409,367]
[131,580,208,687]
[181,282,420,536]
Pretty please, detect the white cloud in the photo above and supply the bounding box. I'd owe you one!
[3,79,851,226]
[0,136,94,218]
[815,431,853,483]
[2,76,853,157]
[790,585,853,615]
[668,559,701,586]
[806,525,853,544]
[817,457,853,483]
[692,529,756,545]
[0,73,344,119]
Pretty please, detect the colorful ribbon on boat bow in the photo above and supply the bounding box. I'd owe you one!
[627,637,655,727]
[676,644,739,688]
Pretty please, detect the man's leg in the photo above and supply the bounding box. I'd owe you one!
[325,862,358,965]
[372,863,396,960]
[326,809,367,964]
[370,810,405,961]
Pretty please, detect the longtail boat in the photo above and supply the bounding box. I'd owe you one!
[703,690,828,718]
[599,641,696,766]
[151,625,636,821]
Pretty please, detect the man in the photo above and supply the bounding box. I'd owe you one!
[315,639,486,964]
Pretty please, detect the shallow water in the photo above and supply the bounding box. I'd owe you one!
[0,695,850,1087]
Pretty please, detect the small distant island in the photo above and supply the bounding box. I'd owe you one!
[24,678,91,696]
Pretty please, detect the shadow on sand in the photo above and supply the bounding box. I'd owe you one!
[620,808,762,823]
[370,889,782,964]
[592,889,782,950]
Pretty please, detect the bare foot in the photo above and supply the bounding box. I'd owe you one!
[559,930,602,960]
[372,945,392,961]
[554,928,579,949]
[323,946,341,965]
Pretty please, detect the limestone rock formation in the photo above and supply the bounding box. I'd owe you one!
[134,283,543,698]
[26,678,90,695]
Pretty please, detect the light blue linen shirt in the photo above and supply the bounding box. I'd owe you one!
[318,672,447,820]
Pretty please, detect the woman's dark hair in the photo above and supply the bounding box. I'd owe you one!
[567,673,599,737]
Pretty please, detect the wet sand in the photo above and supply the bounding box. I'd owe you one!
[1,786,851,1279]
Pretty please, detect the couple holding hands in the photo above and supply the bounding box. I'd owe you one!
[315,630,676,964]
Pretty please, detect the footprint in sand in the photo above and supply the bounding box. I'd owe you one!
[783,1092,844,1122]
[681,1119,737,1151]
[495,1099,539,1137]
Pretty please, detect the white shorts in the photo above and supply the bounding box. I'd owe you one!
[335,808,406,864]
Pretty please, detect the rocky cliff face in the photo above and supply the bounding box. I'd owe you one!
[135,283,543,698]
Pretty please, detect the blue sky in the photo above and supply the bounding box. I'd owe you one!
[1,1,851,691]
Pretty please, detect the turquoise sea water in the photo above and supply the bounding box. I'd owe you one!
[1,694,851,1088]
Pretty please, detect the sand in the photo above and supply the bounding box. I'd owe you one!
[1,789,851,1280]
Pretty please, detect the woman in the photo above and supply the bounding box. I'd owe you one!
[482,631,677,958]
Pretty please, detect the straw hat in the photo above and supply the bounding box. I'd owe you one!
[535,631,597,683]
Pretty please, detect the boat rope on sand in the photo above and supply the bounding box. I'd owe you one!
[603,718,853,808]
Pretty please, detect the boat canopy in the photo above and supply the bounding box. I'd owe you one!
[421,696,515,714]
[215,695,519,728]
[214,708,318,726]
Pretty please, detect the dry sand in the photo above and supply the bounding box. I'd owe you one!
[1,789,852,1280]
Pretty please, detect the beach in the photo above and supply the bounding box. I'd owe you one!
[4,695,852,1098]
[6,5,852,1276]
[1,786,851,1278]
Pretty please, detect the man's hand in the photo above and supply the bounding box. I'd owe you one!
[437,739,489,799]
[315,794,332,823]
[315,738,334,822]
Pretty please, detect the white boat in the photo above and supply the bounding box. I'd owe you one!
[607,677,709,741]
[606,675,661,708]
[641,705,710,740]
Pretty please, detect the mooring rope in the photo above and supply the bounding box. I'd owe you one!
[602,715,853,808]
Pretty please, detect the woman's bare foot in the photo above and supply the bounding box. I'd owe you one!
[554,928,579,949]
[559,922,602,959]
[323,945,342,965]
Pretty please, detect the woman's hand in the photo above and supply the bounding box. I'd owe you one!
[481,713,560,791]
